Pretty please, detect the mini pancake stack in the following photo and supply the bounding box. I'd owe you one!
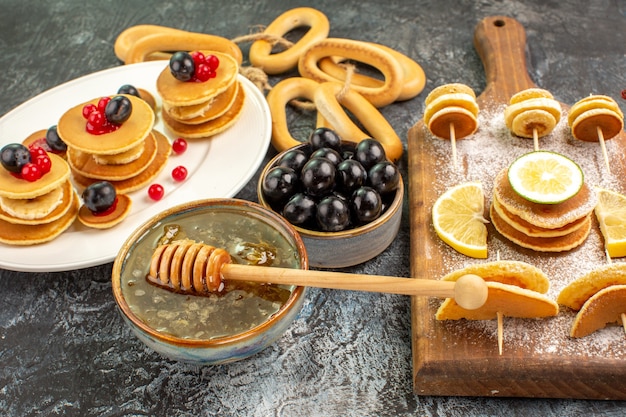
[0,152,79,245]
[157,51,245,139]
[490,168,597,252]
[57,94,172,193]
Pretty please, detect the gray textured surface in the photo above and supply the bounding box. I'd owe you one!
[1,0,626,415]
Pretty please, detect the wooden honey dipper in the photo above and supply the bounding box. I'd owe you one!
[146,241,489,310]
[423,83,480,169]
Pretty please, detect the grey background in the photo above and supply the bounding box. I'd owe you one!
[1,0,625,415]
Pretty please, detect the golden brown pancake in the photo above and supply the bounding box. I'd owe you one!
[0,180,73,224]
[490,203,592,252]
[92,142,145,165]
[570,285,626,338]
[492,168,596,229]
[164,81,239,124]
[67,131,157,181]
[161,84,245,139]
[0,153,70,200]
[22,129,68,159]
[492,194,589,238]
[0,190,79,246]
[57,94,155,155]
[72,130,172,193]
[78,193,132,229]
[156,51,239,107]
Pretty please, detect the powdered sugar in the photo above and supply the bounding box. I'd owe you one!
[423,102,626,356]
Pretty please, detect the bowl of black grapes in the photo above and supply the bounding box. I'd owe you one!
[258,127,403,268]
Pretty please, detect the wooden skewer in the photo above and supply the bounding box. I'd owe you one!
[222,264,489,310]
[597,126,611,174]
[449,122,458,169]
[532,128,539,151]
[622,313,626,335]
[497,311,504,355]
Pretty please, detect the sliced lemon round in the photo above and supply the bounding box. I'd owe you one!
[507,151,583,204]
[432,182,488,258]
[594,188,626,258]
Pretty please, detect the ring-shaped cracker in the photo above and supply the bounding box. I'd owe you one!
[266,77,328,151]
[298,38,404,108]
[249,7,330,74]
[317,43,426,102]
[115,24,243,65]
[314,82,403,161]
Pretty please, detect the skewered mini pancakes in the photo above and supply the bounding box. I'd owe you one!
[567,95,624,142]
[504,88,562,139]
[558,263,626,337]
[423,83,479,140]
[435,260,558,321]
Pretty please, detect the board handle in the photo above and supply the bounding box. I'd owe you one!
[473,16,537,104]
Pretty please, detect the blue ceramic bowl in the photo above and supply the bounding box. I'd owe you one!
[111,198,308,364]
[258,143,403,268]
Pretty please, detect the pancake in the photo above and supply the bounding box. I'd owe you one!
[490,203,592,252]
[492,194,589,238]
[164,80,239,124]
[0,180,73,223]
[22,129,67,159]
[72,130,172,193]
[0,153,70,200]
[0,190,79,246]
[156,51,239,107]
[67,131,157,181]
[161,84,245,139]
[78,193,132,229]
[557,263,626,310]
[57,94,155,155]
[436,281,559,321]
[492,168,596,229]
[570,285,626,338]
[92,141,145,165]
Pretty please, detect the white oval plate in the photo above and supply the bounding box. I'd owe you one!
[0,61,271,272]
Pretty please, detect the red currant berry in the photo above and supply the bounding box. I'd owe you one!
[88,111,106,128]
[621,89,626,100]
[172,165,188,181]
[191,51,206,66]
[209,70,217,79]
[35,154,52,174]
[148,183,164,201]
[206,54,219,71]
[82,104,97,119]
[21,162,42,182]
[172,138,188,154]
[97,97,111,112]
[29,145,47,158]
[194,64,212,82]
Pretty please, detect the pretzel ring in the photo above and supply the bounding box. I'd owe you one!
[249,7,330,75]
[266,77,329,151]
[114,24,243,65]
[298,38,404,108]
[314,82,403,161]
[317,43,426,102]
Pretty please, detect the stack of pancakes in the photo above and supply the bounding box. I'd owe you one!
[490,168,597,252]
[157,51,245,139]
[57,94,171,193]
[0,153,79,245]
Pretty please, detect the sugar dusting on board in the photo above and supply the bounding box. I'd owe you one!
[425,102,626,357]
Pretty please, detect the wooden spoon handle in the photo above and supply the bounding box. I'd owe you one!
[222,263,456,297]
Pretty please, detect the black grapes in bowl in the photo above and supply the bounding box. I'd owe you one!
[261,128,400,232]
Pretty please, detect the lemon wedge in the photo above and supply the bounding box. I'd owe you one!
[507,151,583,204]
[594,188,626,258]
[432,182,488,258]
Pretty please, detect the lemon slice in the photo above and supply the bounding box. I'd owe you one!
[507,151,583,204]
[432,182,488,258]
[594,188,626,258]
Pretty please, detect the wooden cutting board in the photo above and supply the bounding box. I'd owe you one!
[408,15,626,399]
